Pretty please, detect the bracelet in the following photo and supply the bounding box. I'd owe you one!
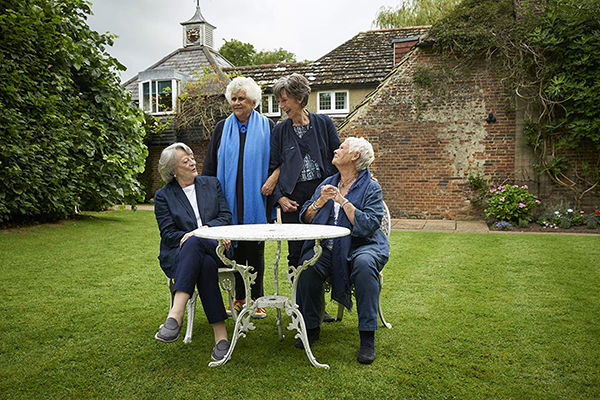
[310,201,322,211]
[340,199,350,208]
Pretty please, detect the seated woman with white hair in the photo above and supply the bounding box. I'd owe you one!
[154,142,233,361]
[295,137,390,365]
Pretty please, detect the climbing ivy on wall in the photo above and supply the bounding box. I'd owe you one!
[429,0,600,207]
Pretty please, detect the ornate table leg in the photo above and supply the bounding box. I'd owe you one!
[285,239,329,369]
[209,301,257,367]
[215,241,257,305]
[208,240,257,367]
[274,240,284,340]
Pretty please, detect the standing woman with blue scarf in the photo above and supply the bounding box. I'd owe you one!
[202,77,277,319]
[296,137,390,365]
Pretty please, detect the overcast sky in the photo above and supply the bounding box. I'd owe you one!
[86,0,404,83]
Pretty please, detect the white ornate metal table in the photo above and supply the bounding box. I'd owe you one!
[193,223,350,369]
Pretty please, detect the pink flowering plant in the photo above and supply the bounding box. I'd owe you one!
[485,184,540,223]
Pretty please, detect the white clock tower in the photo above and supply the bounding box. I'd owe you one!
[181,1,216,48]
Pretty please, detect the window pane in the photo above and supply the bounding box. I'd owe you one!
[262,96,269,113]
[152,81,158,113]
[335,92,346,110]
[142,82,151,112]
[319,92,331,111]
[271,96,279,113]
[157,81,172,112]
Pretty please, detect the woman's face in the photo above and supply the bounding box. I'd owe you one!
[277,89,304,120]
[173,149,197,183]
[332,141,358,168]
[230,90,255,123]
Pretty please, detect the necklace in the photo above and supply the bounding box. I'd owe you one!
[338,174,358,189]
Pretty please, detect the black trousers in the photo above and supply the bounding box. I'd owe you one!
[280,179,322,268]
[232,240,265,301]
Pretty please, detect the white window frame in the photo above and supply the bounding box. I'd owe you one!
[138,79,179,115]
[317,90,349,115]
[260,94,281,117]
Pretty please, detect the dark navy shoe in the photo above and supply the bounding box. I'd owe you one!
[357,344,376,364]
[154,317,182,343]
[323,311,336,323]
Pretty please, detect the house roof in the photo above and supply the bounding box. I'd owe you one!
[122,45,233,101]
[181,5,215,29]
[224,26,429,89]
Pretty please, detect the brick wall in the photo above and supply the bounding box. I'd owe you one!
[146,140,210,197]
[340,47,516,219]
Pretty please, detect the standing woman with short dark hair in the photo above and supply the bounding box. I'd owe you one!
[270,73,341,269]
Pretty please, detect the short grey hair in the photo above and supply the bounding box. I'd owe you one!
[345,137,375,171]
[158,142,193,182]
[225,76,261,107]
[272,73,311,108]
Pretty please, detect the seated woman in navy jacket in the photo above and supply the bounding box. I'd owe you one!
[296,137,389,365]
[154,142,232,361]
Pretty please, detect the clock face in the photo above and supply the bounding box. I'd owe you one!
[187,28,200,43]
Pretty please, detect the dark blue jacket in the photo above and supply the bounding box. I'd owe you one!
[154,176,232,278]
[269,113,341,204]
[299,172,390,266]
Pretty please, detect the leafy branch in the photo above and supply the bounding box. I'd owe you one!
[173,67,234,140]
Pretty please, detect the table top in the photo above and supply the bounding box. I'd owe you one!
[193,223,350,242]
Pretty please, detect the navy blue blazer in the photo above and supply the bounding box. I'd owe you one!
[269,112,341,204]
[154,176,232,278]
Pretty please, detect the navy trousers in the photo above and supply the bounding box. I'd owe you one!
[173,236,227,325]
[232,240,265,301]
[297,248,384,331]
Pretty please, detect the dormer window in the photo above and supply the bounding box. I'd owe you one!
[317,90,349,115]
[140,79,179,114]
[137,69,186,115]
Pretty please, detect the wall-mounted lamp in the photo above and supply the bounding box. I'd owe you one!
[485,112,497,124]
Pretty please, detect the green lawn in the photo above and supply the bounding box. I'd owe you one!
[1,210,599,399]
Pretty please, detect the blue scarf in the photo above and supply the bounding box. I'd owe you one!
[216,110,271,225]
[310,168,372,310]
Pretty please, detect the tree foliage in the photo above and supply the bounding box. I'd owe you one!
[0,0,147,224]
[219,39,296,66]
[373,0,461,28]
[430,0,600,206]
[254,48,297,65]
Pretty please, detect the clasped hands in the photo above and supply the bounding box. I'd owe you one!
[315,184,346,207]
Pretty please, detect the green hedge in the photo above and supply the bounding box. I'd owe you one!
[0,0,147,224]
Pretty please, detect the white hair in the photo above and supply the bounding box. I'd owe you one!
[345,137,375,171]
[158,142,193,182]
[225,76,262,107]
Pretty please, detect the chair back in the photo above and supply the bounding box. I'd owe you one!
[381,201,391,239]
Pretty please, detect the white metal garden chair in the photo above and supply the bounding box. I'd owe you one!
[167,265,252,344]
